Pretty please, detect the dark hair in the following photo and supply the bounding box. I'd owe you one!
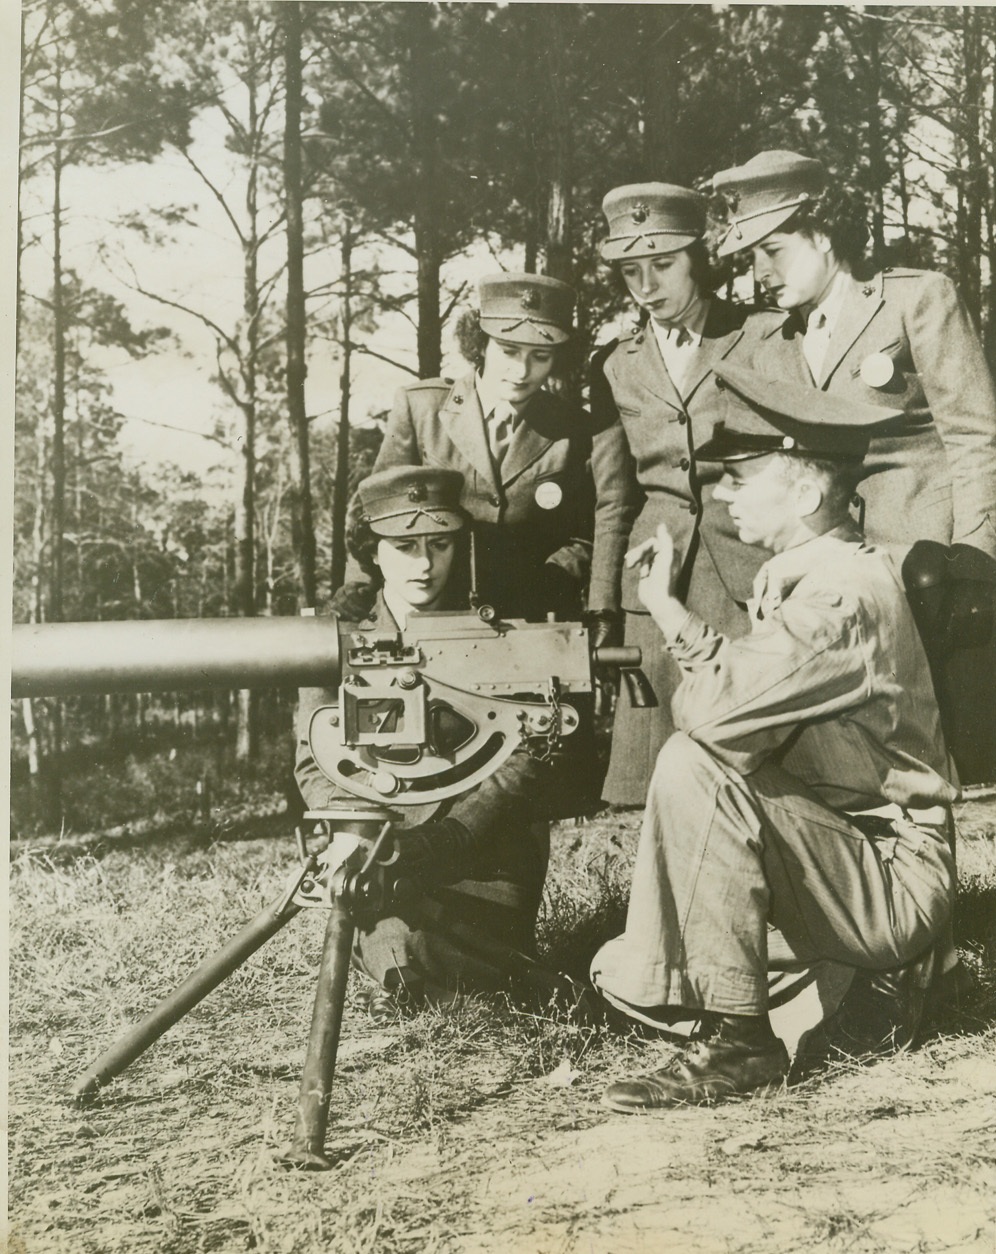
[775,453,864,520]
[345,491,473,591]
[345,492,382,580]
[453,308,571,376]
[686,239,716,294]
[780,186,870,269]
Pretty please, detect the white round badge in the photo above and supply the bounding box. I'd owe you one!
[534,482,562,510]
[860,352,895,388]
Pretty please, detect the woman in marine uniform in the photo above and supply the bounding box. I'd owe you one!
[296,466,574,1019]
[712,149,996,557]
[588,183,771,807]
[369,273,593,622]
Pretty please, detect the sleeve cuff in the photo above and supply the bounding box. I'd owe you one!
[662,610,722,664]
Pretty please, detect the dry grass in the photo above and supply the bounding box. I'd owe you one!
[7,803,996,1254]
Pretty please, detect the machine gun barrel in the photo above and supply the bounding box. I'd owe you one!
[11,617,342,698]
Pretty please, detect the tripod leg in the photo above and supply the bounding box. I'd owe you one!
[71,892,302,1106]
[280,899,355,1170]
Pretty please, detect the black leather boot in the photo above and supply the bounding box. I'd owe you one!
[602,1013,788,1112]
[793,953,931,1079]
[833,964,926,1055]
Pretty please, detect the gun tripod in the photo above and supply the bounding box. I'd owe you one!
[71,802,410,1171]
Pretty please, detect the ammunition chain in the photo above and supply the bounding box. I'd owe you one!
[527,681,562,764]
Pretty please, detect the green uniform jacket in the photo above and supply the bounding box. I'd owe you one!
[372,370,593,620]
[589,299,774,613]
[750,268,996,557]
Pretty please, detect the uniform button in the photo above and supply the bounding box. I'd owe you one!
[678,413,688,425]
[679,457,690,471]
[688,503,698,516]
[715,377,725,389]
[488,494,500,507]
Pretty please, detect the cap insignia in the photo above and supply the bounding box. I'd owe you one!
[407,482,427,502]
[630,203,649,224]
[520,288,540,310]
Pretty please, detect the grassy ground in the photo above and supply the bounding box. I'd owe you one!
[7,798,996,1254]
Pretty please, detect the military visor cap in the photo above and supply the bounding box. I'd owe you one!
[359,467,466,537]
[698,362,902,463]
[713,151,827,257]
[600,183,706,261]
[478,272,574,346]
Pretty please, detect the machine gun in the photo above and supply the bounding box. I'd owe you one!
[12,609,641,1169]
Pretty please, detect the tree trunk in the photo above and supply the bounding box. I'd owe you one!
[46,50,67,821]
[986,14,996,368]
[957,6,983,323]
[407,3,442,378]
[50,69,66,634]
[896,139,911,264]
[24,391,48,783]
[865,19,887,265]
[234,15,262,763]
[639,6,681,181]
[524,195,538,275]
[541,6,573,286]
[235,689,255,760]
[282,0,317,608]
[330,225,353,592]
[16,7,28,360]
[21,700,41,779]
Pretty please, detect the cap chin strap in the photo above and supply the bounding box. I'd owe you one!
[709,432,798,461]
[727,193,813,240]
[604,227,697,253]
[366,507,456,529]
[496,315,555,341]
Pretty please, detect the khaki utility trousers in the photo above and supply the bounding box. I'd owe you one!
[592,732,955,1017]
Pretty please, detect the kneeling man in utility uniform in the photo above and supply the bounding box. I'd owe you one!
[592,362,957,1110]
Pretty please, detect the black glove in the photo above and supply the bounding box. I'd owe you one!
[583,609,624,706]
[583,608,624,652]
[543,562,582,619]
[390,817,478,886]
[330,580,378,621]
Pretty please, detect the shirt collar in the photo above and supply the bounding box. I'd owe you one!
[810,269,850,332]
[649,296,709,350]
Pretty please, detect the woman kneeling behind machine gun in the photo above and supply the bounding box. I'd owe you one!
[295,465,583,1023]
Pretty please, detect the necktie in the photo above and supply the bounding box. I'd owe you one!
[671,325,693,349]
[803,308,830,382]
[488,402,516,463]
[661,323,695,392]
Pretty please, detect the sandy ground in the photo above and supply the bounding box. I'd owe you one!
[7,797,996,1254]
